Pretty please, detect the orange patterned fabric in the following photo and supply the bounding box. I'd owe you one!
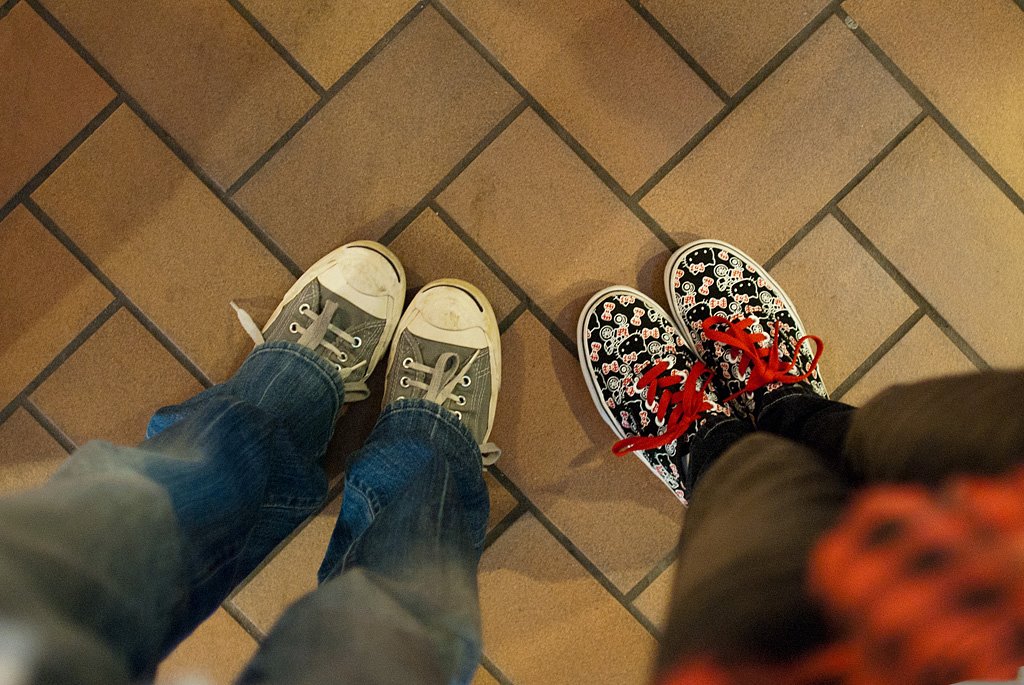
[660,466,1024,685]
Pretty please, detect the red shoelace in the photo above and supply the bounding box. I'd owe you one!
[612,360,715,457]
[701,315,824,403]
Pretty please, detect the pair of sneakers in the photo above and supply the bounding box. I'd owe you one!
[233,241,501,464]
[578,239,826,503]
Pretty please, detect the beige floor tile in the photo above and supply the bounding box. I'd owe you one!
[634,561,677,630]
[236,7,519,269]
[0,3,113,207]
[0,408,68,494]
[642,18,920,262]
[242,0,416,88]
[769,215,916,388]
[31,309,203,446]
[643,0,828,94]
[33,106,294,383]
[438,109,668,338]
[443,0,722,192]
[40,0,317,186]
[841,119,1024,368]
[480,513,658,684]
[390,210,520,322]
[845,0,1024,196]
[157,608,257,685]
[841,318,977,407]
[0,205,112,408]
[233,497,339,633]
[488,313,682,591]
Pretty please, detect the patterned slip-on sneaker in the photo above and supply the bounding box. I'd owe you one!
[384,279,502,466]
[577,286,730,504]
[664,239,826,418]
[232,240,406,403]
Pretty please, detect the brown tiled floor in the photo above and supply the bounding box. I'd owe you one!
[1,1,1020,683]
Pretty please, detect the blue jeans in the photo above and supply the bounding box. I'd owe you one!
[0,342,488,684]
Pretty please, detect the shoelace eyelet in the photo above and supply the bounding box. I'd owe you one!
[352,336,362,348]
[333,363,342,373]
[399,377,410,388]
[456,395,467,406]
[460,375,471,387]
[298,303,311,314]
[454,410,462,420]
[289,322,300,334]
[339,352,348,363]
[402,357,413,369]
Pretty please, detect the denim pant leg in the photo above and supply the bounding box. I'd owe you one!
[0,341,341,683]
[237,399,489,685]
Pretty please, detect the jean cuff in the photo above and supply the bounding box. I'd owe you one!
[234,341,345,423]
[374,398,482,466]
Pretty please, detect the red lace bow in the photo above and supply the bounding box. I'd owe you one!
[701,315,823,402]
[612,360,714,456]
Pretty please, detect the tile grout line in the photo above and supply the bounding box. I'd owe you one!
[376,99,529,247]
[497,301,528,335]
[0,299,122,427]
[480,654,514,685]
[624,545,677,604]
[0,0,20,21]
[25,0,304,279]
[429,203,578,357]
[222,598,267,643]
[483,501,529,549]
[836,6,1024,215]
[624,0,730,102]
[225,1,430,196]
[0,95,122,226]
[830,308,927,401]
[226,0,326,96]
[486,466,661,638]
[429,0,678,252]
[831,206,991,370]
[23,198,217,389]
[631,0,843,202]
[20,396,77,453]
[761,109,929,271]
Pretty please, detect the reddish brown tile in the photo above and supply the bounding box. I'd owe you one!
[0,205,112,408]
[642,0,828,94]
[841,119,1024,368]
[842,318,976,406]
[443,0,723,191]
[32,106,294,382]
[236,7,520,268]
[480,513,658,684]
[770,215,916,388]
[488,313,682,591]
[242,0,416,88]
[32,308,203,446]
[642,18,920,262]
[845,0,1024,195]
[438,109,667,338]
[40,0,318,186]
[389,209,520,323]
[0,408,68,494]
[156,608,256,685]
[0,3,113,207]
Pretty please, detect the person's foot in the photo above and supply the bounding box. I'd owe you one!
[232,240,406,403]
[664,239,826,418]
[383,279,502,465]
[578,286,731,503]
